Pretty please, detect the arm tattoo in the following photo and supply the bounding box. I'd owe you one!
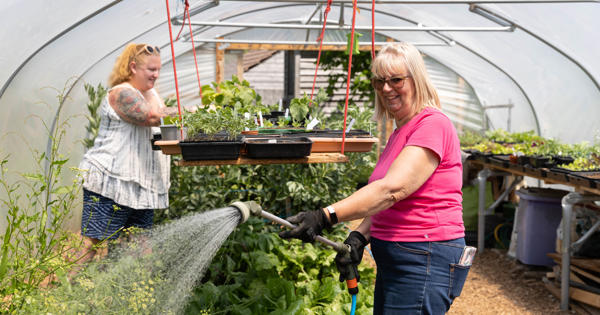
[111,88,158,126]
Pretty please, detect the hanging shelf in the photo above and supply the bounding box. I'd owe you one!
[174,152,348,166]
[153,135,376,166]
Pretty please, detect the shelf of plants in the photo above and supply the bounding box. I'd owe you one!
[155,77,377,166]
[460,129,600,193]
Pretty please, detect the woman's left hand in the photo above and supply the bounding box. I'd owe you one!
[278,209,331,243]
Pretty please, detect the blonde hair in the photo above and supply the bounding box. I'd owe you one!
[108,43,160,87]
[371,42,440,121]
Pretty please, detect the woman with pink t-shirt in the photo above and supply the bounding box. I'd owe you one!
[279,42,471,314]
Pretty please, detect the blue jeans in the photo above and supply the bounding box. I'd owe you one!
[371,237,470,315]
[81,189,154,240]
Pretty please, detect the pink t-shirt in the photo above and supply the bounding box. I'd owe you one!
[369,107,464,242]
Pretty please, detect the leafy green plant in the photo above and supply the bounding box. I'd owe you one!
[184,218,375,315]
[164,97,177,107]
[289,95,310,128]
[0,82,87,313]
[82,83,107,150]
[185,106,252,141]
[458,130,485,147]
[277,116,290,127]
[328,103,375,134]
[319,50,375,111]
[201,76,269,116]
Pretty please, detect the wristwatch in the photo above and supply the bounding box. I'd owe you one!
[326,206,338,224]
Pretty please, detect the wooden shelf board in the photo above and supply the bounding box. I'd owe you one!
[174,153,349,166]
[469,159,600,195]
[155,137,378,156]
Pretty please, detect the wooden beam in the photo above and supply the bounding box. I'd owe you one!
[175,153,349,166]
[215,39,225,84]
[224,43,387,51]
[548,253,600,274]
[544,277,600,309]
[236,52,244,79]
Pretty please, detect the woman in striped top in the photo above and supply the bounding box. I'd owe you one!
[77,43,194,262]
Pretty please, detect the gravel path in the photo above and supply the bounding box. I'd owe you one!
[448,249,572,314]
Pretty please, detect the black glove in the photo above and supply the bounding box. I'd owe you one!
[278,210,332,243]
[335,231,369,282]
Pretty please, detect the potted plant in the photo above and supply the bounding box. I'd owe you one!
[179,105,253,160]
[159,97,188,140]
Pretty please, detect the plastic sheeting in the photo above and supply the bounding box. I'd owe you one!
[1,0,599,229]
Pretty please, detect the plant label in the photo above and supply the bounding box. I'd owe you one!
[306,118,320,131]
[345,117,356,133]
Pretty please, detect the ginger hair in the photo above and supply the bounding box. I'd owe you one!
[108,43,160,87]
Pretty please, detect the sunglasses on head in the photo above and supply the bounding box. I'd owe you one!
[137,45,161,55]
[371,75,411,90]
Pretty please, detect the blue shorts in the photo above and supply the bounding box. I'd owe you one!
[371,237,469,315]
[81,189,154,240]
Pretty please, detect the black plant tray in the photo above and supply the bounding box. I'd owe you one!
[244,137,312,158]
[179,140,243,160]
[528,155,553,168]
[488,155,511,168]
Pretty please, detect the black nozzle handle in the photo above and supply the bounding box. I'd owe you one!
[339,244,359,295]
[259,210,349,254]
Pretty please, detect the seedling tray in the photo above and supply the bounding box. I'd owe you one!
[179,140,243,160]
[245,137,312,158]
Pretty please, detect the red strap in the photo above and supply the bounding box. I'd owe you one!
[165,0,184,138]
[341,0,359,154]
[185,0,203,99]
[371,0,376,59]
[174,1,188,41]
[309,0,333,104]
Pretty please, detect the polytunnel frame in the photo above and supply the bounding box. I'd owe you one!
[177,1,544,132]
[4,0,595,233]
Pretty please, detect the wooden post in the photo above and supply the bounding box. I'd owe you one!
[215,38,224,84]
[236,51,244,80]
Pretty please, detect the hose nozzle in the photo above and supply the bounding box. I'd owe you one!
[230,201,263,224]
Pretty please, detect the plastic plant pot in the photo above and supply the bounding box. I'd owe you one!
[160,125,187,141]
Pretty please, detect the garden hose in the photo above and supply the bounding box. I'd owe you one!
[493,223,513,249]
[230,201,360,295]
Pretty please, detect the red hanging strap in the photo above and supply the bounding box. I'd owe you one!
[341,0,359,154]
[309,0,333,104]
[174,1,188,41]
[185,1,203,99]
[174,0,203,99]
[165,0,184,139]
[371,0,376,59]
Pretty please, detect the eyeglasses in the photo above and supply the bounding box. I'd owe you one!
[137,45,161,55]
[371,75,411,90]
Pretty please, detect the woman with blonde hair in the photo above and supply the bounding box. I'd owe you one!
[78,43,194,262]
[280,42,471,314]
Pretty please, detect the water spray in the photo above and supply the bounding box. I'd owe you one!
[230,201,360,295]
